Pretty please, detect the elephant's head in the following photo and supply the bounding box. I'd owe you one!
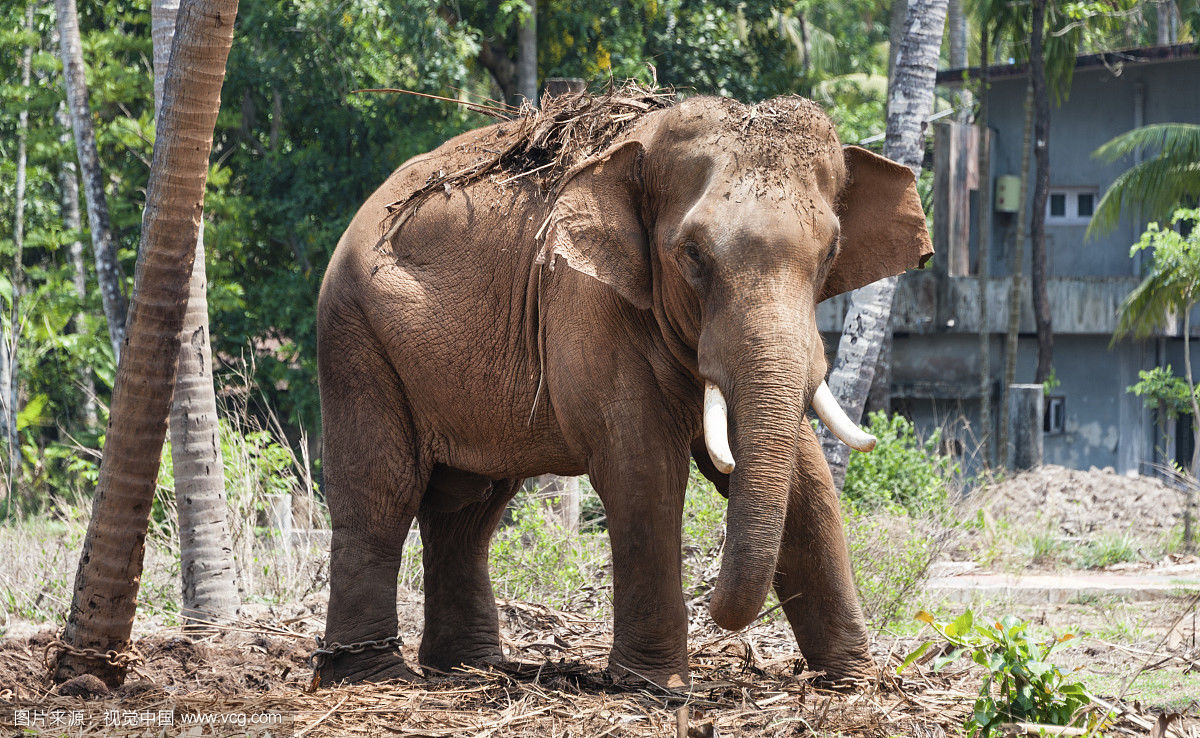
[539,95,931,630]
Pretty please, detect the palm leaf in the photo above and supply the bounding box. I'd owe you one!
[1093,123,1200,163]
[1114,270,1183,340]
[1089,156,1200,238]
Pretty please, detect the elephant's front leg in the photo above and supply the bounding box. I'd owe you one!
[593,446,691,688]
[772,420,873,682]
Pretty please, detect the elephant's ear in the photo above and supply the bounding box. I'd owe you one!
[538,140,651,309]
[819,145,933,302]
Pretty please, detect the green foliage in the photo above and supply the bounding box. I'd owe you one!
[1042,367,1060,394]
[839,412,957,627]
[901,610,1093,737]
[1128,365,1199,420]
[1073,532,1140,569]
[841,411,953,516]
[487,496,608,607]
[1024,525,1067,566]
[845,511,943,626]
[1090,124,1200,237]
[1115,209,1200,340]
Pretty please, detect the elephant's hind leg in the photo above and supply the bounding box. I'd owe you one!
[417,477,519,673]
[318,327,426,685]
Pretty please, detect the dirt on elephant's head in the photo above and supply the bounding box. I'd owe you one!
[383,83,841,228]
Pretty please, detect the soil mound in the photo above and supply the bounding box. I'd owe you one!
[980,464,1188,540]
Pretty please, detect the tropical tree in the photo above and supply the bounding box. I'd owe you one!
[152,0,240,625]
[2,4,34,503]
[977,0,1134,453]
[54,0,239,686]
[819,0,949,487]
[1115,208,1200,550]
[1089,123,1200,238]
[53,0,127,359]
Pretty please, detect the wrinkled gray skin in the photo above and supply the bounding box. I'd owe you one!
[316,95,931,688]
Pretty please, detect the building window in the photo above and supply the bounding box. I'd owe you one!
[1046,188,1098,225]
[1044,396,1065,434]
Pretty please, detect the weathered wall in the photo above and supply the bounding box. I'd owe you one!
[816,55,1200,478]
[982,57,1200,279]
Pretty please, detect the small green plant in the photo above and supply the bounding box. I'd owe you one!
[841,412,955,516]
[1043,367,1061,394]
[1074,532,1140,569]
[900,610,1093,737]
[1024,526,1066,567]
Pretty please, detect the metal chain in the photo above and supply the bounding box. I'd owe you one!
[308,635,402,672]
[44,639,143,670]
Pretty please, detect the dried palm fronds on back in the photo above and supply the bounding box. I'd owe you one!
[376,82,676,239]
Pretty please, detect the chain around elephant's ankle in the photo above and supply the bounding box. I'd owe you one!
[308,634,403,672]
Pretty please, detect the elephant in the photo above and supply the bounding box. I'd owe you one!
[315,91,932,689]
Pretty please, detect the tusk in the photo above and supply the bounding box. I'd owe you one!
[812,381,877,452]
[703,382,736,474]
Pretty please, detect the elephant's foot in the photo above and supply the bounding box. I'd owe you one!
[803,646,875,687]
[316,650,419,686]
[608,646,689,690]
[418,637,507,675]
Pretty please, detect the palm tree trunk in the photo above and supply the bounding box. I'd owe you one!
[820,0,949,488]
[977,26,993,464]
[153,0,240,625]
[999,83,1034,459]
[948,0,972,120]
[3,3,35,506]
[516,0,536,105]
[1030,0,1053,384]
[56,103,98,428]
[55,0,129,361]
[54,0,239,687]
[1158,0,1176,44]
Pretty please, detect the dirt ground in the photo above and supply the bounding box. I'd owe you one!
[978,464,1189,540]
[2,592,1198,737]
[3,464,1200,736]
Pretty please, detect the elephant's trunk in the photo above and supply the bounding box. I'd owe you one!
[705,350,809,631]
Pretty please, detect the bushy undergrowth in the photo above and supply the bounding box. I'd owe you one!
[2,409,960,635]
[841,412,959,627]
[842,411,955,516]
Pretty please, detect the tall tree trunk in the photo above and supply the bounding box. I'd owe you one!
[153,0,240,625]
[977,26,993,464]
[55,0,129,361]
[516,0,537,105]
[3,3,35,506]
[1030,0,1053,384]
[999,83,1034,457]
[886,0,906,85]
[54,0,239,687]
[820,0,949,488]
[948,0,972,120]
[1185,307,1197,551]
[56,103,99,428]
[1158,0,1176,44]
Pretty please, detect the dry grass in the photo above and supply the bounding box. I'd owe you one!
[4,599,1197,737]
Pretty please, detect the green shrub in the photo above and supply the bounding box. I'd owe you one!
[487,497,610,610]
[846,512,942,626]
[901,610,1093,737]
[841,411,954,516]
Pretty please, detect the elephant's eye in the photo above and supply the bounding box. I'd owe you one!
[683,241,702,265]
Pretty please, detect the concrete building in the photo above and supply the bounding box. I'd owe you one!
[818,44,1200,474]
